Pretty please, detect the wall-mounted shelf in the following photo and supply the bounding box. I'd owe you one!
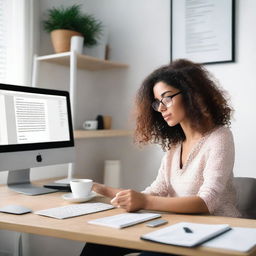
[36,52,129,71]
[32,51,129,181]
[74,129,133,139]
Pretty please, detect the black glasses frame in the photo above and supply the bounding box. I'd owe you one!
[152,91,182,111]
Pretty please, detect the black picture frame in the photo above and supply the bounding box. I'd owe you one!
[171,0,235,64]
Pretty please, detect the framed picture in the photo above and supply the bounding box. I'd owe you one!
[171,0,235,64]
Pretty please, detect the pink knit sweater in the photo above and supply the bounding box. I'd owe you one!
[143,126,241,217]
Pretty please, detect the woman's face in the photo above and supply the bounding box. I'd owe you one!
[153,81,187,127]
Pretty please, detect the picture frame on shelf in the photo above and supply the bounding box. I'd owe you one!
[171,0,235,64]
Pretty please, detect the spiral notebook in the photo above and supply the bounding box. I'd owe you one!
[141,222,231,247]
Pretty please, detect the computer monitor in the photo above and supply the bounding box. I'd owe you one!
[0,83,75,195]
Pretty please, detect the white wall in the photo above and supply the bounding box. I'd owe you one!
[1,0,256,255]
[82,0,256,180]
[34,0,168,191]
[206,0,256,178]
[36,0,256,186]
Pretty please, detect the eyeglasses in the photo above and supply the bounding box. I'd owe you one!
[151,91,182,111]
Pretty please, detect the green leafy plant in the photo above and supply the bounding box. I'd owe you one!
[43,5,102,47]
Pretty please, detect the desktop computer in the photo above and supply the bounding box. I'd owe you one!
[0,83,75,195]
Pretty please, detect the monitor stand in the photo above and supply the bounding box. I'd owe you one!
[7,169,58,196]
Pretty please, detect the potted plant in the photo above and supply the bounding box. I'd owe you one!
[43,4,103,53]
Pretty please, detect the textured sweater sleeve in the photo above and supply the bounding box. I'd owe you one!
[197,128,235,214]
[142,154,170,196]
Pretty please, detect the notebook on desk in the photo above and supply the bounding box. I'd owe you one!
[141,222,231,247]
[202,227,256,252]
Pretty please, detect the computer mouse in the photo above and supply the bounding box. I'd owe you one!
[0,204,32,215]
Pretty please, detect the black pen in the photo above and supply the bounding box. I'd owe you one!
[183,227,193,233]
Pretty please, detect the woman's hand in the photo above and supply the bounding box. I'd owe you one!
[110,189,147,212]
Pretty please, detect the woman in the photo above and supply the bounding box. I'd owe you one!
[80,59,240,256]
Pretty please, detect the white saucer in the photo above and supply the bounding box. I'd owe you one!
[62,191,97,203]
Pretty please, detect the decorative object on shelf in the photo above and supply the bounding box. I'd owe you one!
[83,120,98,130]
[71,36,84,54]
[43,4,103,53]
[103,115,112,129]
[50,30,81,53]
[96,115,104,129]
[104,160,121,188]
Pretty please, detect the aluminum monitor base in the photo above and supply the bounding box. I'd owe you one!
[7,169,57,196]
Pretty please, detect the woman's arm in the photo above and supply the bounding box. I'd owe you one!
[111,189,209,214]
[92,183,122,198]
[145,194,209,213]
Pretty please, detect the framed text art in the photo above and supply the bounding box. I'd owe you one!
[171,0,235,64]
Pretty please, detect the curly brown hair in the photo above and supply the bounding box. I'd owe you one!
[134,59,233,150]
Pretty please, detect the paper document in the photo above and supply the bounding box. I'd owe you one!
[88,212,161,229]
[203,227,256,252]
[141,222,231,247]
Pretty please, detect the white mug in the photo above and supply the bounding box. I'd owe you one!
[70,179,93,198]
[71,36,84,54]
[83,120,98,130]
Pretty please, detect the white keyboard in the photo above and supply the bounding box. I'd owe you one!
[88,212,161,229]
[35,202,114,219]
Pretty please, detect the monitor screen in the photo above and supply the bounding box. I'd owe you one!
[0,83,74,152]
[0,84,75,195]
